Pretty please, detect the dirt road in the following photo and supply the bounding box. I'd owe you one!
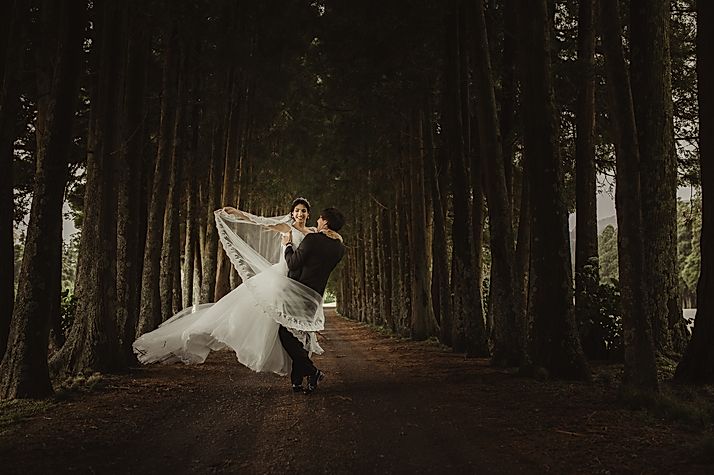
[1,310,711,474]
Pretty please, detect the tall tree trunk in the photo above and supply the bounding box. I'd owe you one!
[396,186,412,336]
[183,70,202,309]
[199,120,225,304]
[674,0,714,384]
[0,0,84,397]
[500,0,517,204]
[136,22,179,336]
[214,75,242,300]
[600,0,659,390]
[116,0,148,365]
[425,98,451,344]
[574,0,602,359]
[446,2,487,354]
[50,0,126,376]
[0,0,27,358]
[471,0,521,366]
[516,0,590,379]
[630,0,688,355]
[379,205,392,328]
[513,173,531,356]
[160,59,185,323]
[410,111,437,340]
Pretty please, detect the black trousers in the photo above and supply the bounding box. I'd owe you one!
[278,325,317,385]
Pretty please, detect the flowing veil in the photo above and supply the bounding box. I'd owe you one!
[213,208,325,332]
[133,208,325,370]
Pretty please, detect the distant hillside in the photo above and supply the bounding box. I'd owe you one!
[596,215,617,233]
[569,215,617,264]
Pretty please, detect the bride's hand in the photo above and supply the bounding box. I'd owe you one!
[222,206,238,215]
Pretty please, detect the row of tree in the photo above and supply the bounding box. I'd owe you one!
[2,0,713,400]
[328,0,712,387]
[1,0,323,398]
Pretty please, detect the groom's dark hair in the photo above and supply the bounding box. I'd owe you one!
[320,207,345,231]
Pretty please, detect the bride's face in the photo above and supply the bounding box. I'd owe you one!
[292,204,309,224]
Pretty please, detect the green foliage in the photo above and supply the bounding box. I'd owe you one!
[323,289,336,304]
[580,281,623,361]
[13,232,24,294]
[670,0,699,186]
[598,197,702,309]
[54,372,105,400]
[619,384,714,429]
[60,290,77,337]
[598,225,619,284]
[61,232,80,292]
[0,399,54,432]
[677,195,701,307]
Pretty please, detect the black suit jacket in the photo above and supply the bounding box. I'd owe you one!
[285,232,345,296]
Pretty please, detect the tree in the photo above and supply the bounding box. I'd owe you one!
[600,0,658,390]
[136,20,179,336]
[1,0,85,397]
[674,0,714,384]
[116,0,149,364]
[0,0,27,358]
[50,0,127,376]
[470,0,521,366]
[630,0,689,355]
[446,2,488,355]
[516,0,590,379]
[574,0,602,359]
[408,111,438,340]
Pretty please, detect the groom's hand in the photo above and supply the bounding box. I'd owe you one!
[281,232,292,246]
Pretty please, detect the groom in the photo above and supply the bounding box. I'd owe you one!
[280,207,346,394]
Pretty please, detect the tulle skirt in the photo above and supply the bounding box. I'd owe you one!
[133,269,324,376]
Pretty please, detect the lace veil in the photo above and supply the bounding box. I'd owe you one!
[213,209,324,332]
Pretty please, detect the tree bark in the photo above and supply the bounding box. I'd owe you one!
[674,0,714,384]
[183,70,202,309]
[160,58,185,323]
[471,0,521,366]
[446,2,487,354]
[425,98,451,345]
[0,0,27,358]
[0,0,84,397]
[516,0,590,379]
[513,173,531,356]
[574,0,602,359]
[136,22,179,336]
[500,0,517,204]
[199,121,225,304]
[630,0,688,355]
[410,111,437,340]
[214,74,243,300]
[116,0,148,365]
[600,0,659,390]
[50,0,127,376]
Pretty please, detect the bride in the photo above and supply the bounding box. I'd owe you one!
[132,197,324,377]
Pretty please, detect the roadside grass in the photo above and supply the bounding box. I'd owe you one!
[0,399,54,432]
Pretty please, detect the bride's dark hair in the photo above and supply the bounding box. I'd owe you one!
[290,197,310,212]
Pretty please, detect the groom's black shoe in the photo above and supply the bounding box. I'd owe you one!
[304,370,325,394]
[292,383,304,393]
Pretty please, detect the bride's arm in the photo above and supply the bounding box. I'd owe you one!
[266,223,291,233]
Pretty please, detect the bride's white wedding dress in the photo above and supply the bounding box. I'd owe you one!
[133,209,325,376]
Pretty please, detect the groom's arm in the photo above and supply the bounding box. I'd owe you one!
[285,234,315,271]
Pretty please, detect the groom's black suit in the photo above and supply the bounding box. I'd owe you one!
[280,232,345,386]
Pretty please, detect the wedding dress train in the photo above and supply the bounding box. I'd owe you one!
[132,209,324,376]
